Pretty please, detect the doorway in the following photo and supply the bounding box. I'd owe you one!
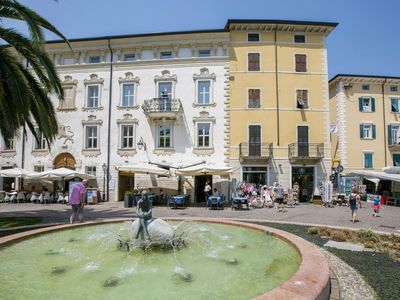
[53,152,76,169]
[118,172,135,202]
[195,175,212,203]
[292,166,314,202]
[297,126,309,157]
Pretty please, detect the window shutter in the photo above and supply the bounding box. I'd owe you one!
[371,98,375,112]
[388,125,392,145]
[359,98,363,111]
[372,125,376,139]
[248,53,260,71]
[360,124,364,139]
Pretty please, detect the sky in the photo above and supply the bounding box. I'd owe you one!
[8,0,400,79]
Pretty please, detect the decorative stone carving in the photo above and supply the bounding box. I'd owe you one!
[81,115,103,125]
[193,148,215,155]
[117,149,137,157]
[58,76,78,111]
[118,72,140,84]
[31,149,50,157]
[193,68,216,81]
[81,149,101,157]
[0,151,17,158]
[193,111,216,123]
[154,70,177,83]
[83,74,104,85]
[117,114,139,125]
[57,125,74,144]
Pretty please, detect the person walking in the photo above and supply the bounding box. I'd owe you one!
[69,179,88,224]
[274,183,284,212]
[349,188,360,223]
[372,195,381,217]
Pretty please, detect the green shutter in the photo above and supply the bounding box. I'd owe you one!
[359,98,363,111]
[360,124,364,139]
[372,125,376,139]
[371,98,376,112]
[388,125,392,145]
[364,153,373,168]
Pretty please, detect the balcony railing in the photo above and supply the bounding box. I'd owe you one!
[142,98,182,116]
[288,143,324,160]
[239,142,273,160]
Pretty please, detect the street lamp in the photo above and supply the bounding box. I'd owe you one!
[102,163,107,202]
[137,137,146,150]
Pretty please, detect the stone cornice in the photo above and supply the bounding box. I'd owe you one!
[83,73,104,85]
[154,70,177,82]
[116,114,139,124]
[81,115,103,125]
[118,72,140,84]
[193,68,216,81]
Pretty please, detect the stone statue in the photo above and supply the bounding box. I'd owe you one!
[135,190,152,240]
[57,125,74,144]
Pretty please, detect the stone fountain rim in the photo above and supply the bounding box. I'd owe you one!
[0,217,330,300]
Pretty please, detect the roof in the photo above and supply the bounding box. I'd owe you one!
[225,19,338,29]
[329,74,400,83]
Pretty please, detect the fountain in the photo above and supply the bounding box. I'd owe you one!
[0,214,330,299]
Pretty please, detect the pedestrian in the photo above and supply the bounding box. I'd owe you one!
[204,182,211,202]
[372,195,381,217]
[348,188,360,223]
[274,183,284,212]
[69,179,88,224]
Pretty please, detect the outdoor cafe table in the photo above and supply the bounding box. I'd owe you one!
[207,196,223,209]
[232,197,249,210]
[168,194,188,209]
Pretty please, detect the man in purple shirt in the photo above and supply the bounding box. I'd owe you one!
[69,179,88,224]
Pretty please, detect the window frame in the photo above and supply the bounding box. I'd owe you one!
[33,128,47,150]
[293,34,306,43]
[391,124,400,144]
[391,98,399,112]
[88,56,101,64]
[120,124,135,149]
[157,123,173,149]
[198,49,211,57]
[294,53,307,73]
[34,165,44,173]
[363,152,374,169]
[160,51,173,59]
[361,97,372,112]
[86,84,100,108]
[247,32,260,42]
[247,52,261,72]
[390,85,398,92]
[123,53,136,62]
[247,88,261,109]
[295,89,309,109]
[84,125,99,150]
[362,84,370,91]
[361,123,373,139]
[157,81,174,99]
[85,166,97,176]
[120,83,136,107]
[195,122,212,148]
[1,137,15,151]
[196,80,212,105]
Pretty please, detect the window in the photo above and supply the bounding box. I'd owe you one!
[248,53,260,71]
[87,85,99,107]
[248,89,261,108]
[362,84,370,91]
[121,124,134,149]
[158,124,172,148]
[63,57,75,65]
[158,82,172,99]
[390,86,398,92]
[124,54,136,61]
[196,123,211,148]
[85,125,98,149]
[364,153,373,169]
[160,51,172,59]
[296,89,309,109]
[89,56,100,63]
[33,129,46,150]
[121,84,135,106]
[2,138,14,151]
[60,86,75,109]
[85,166,96,176]
[295,54,307,72]
[294,34,306,43]
[242,166,267,185]
[393,153,400,166]
[359,97,375,112]
[248,33,260,42]
[197,81,211,104]
[34,165,44,173]
[391,98,399,112]
[388,125,400,145]
[360,124,376,139]
[198,50,211,57]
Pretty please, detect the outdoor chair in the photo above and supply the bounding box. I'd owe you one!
[9,192,17,203]
[17,192,26,203]
[42,192,52,204]
[4,193,11,203]
[0,191,5,203]
[30,192,40,203]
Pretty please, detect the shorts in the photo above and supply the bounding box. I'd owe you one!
[71,204,83,213]
[373,205,380,213]
[277,198,284,204]
[350,205,357,213]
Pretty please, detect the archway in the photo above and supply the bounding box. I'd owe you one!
[53,152,76,170]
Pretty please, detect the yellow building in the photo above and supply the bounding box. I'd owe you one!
[227,20,337,200]
[329,74,400,173]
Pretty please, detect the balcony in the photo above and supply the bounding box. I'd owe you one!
[142,98,182,120]
[239,142,273,162]
[288,143,324,162]
[388,140,400,151]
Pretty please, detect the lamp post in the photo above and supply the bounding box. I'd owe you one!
[102,163,107,202]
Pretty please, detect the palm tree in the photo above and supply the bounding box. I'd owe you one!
[0,0,69,147]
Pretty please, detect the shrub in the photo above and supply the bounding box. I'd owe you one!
[307,227,320,235]
[330,231,348,242]
[363,241,375,249]
[357,229,380,243]
[319,227,332,237]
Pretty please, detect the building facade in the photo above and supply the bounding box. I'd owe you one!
[0,30,230,203]
[329,74,400,173]
[227,20,337,201]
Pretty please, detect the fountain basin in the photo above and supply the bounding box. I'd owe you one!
[0,218,329,300]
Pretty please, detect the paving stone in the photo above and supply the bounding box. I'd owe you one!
[324,240,365,252]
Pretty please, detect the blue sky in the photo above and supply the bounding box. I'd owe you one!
[11,0,400,78]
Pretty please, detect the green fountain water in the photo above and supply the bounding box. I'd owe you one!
[0,222,300,300]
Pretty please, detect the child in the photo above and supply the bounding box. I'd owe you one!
[373,196,380,217]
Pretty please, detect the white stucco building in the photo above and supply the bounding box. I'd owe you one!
[0,29,230,203]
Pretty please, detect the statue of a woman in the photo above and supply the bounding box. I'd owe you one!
[135,190,153,240]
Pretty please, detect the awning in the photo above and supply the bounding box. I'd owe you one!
[0,168,36,178]
[26,167,95,180]
[116,163,170,176]
[176,163,232,176]
[347,170,400,183]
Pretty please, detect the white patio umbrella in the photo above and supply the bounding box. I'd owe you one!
[0,168,36,178]
[26,167,95,180]
[176,163,232,176]
[116,163,170,176]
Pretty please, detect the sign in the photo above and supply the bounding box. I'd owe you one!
[87,189,97,204]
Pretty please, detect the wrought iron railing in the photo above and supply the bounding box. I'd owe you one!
[288,143,324,159]
[239,142,273,159]
[142,98,182,113]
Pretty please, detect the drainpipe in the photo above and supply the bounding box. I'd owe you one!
[106,39,114,201]
[274,25,280,146]
[382,78,387,166]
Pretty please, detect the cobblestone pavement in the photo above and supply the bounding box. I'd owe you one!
[0,202,399,233]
